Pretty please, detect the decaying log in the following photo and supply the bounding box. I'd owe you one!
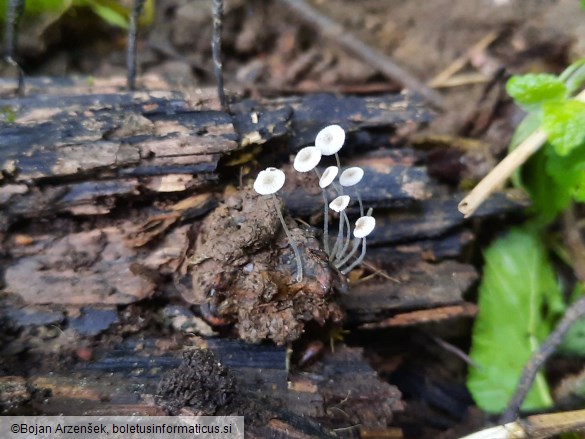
[0,77,527,434]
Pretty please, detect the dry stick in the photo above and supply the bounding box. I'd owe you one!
[427,30,500,88]
[279,0,444,109]
[500,295,585,424]
[212,0,229,112]
[458,88,585,217]
[462,409,585,439]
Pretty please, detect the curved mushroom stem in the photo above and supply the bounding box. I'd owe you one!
[272,194,303,282]
[341,238,367,275]
[335,238,360,268]
[330,211,345,262]
[336,211,351,260]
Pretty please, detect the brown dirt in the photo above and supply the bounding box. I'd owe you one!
[183,187,344,345]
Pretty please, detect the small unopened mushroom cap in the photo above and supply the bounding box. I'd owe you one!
[340,167,364,187]
[253,167,285,195]
[315,125,345,156]
[294,146,322,173]
[319,166,339,188]
[353,216,376,238]
[329,195,350,212]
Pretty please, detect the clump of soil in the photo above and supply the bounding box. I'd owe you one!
[156,349,236,415]
[183,187,344,345]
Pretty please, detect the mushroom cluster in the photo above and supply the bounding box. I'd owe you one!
[253,124,376,281]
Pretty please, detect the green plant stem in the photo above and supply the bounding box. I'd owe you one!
[272,194,303,282]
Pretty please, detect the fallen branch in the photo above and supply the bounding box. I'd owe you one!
[458,88,585,217]
[279,0,444,109]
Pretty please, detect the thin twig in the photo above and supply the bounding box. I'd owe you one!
[127,0,145,90]
[4,0,25,95]
[428,30,500,88]
[500,295,585,423]
[212,0,229,112]
[459,88,585,217]
[278,0,444,109]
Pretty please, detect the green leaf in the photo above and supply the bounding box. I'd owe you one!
[542,100,585,156]
[506,74,567,110]
[467,228,562,413]
[545,143,585,202]
[520,146,570,224]
[559,317,585,356]
[83,0,129,28]
[559,59,585,96]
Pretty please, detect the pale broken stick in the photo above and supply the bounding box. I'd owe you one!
[460,409,585,439]
[458,88,585,217]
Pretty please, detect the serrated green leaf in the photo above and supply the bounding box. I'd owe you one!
[506,74,567,110]
[542,100,585,156]
[467,228,561,413]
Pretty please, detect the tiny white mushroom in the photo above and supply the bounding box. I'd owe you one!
[253,167,303,282]
[353,216,376,238]
[319,166,339,188]
[329,195,350,213]
[293,146,322,173]
[315,124,345,156]
[253,167,285,195]
[337,213,376,274]
[339,167,364,187]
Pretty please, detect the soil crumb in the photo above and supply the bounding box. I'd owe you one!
[156,349,236,416]
[184,188,344,345]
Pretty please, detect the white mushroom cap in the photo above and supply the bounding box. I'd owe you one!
[294,146,322,173]
[339,167,364,187]
[253,167,286,195]
[319,166,339,188]
[329,195,350,213]
[315,124,345,156]
[353,216,376,238]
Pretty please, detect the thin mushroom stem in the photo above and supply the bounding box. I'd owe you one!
[336,211,351,260]
[314,168,331,255]
[330,212,345,261]
[355,189,364,217]
[322,189,330,255]
[341,238,367,275]
[335,238,360,268]
[272,194,303,282]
